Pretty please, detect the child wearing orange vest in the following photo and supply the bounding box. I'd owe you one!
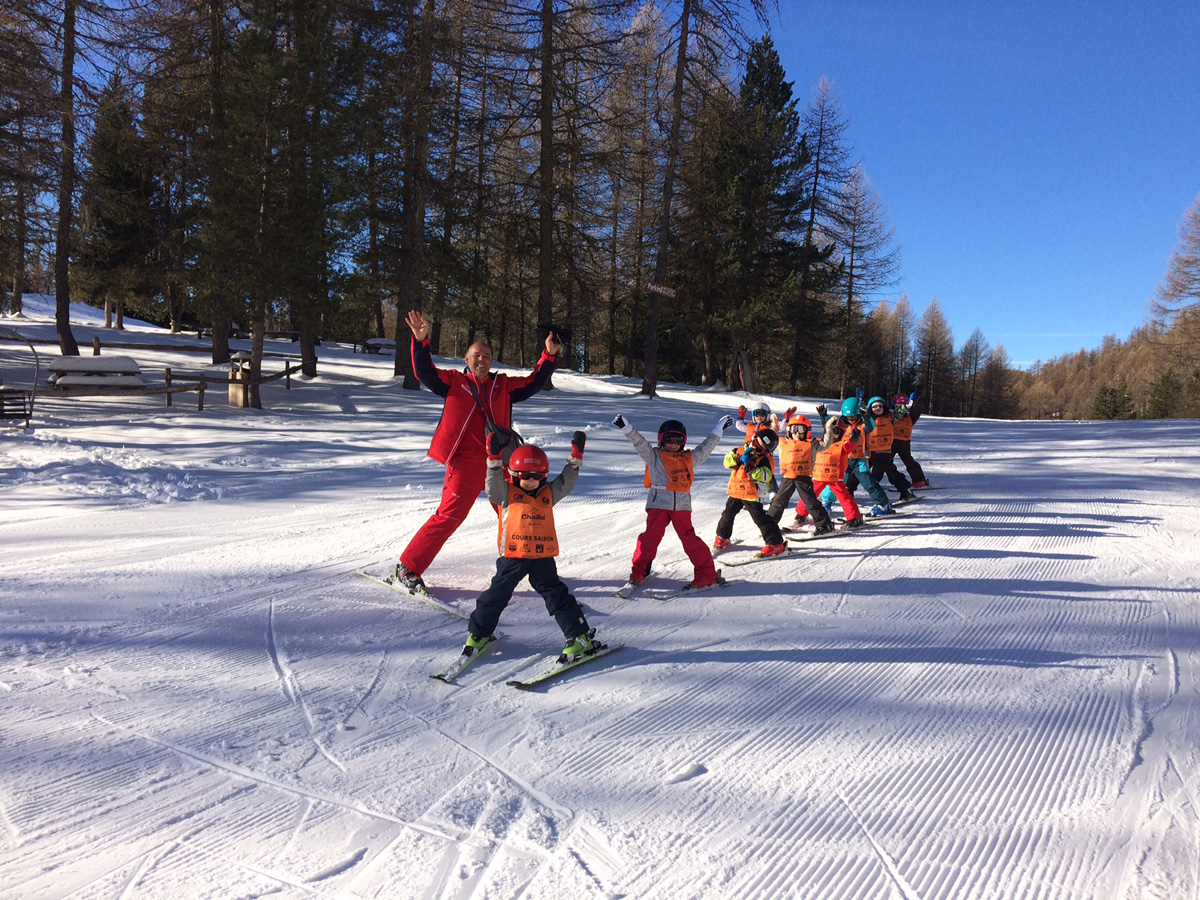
[767,413,836,536]
[891,392,929,487]
[462,434,600,662]
[713,430,787,556]
[862,396,915,501]
[613,413,734,592]
[811,414,865,528]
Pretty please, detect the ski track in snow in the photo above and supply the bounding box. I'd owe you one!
[2,303,1199,898]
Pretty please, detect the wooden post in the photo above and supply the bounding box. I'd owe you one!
[165,367,172,407]
[92,336,100,355]
[198,375,206,411]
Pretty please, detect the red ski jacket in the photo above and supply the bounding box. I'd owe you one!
[412,338,557,465]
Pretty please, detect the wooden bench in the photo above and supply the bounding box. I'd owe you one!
[48,355,147,390]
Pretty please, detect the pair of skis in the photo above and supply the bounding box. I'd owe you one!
[358,569,622,688]
[430,636,624,688]
[614,573,733,600]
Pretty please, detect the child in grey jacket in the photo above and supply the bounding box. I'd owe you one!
[613,413,733,592]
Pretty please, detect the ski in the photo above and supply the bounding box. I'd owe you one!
[844,509,912,523]
[357,571,470,620]
[643,574,733,600]
[431,638,496,684]
[786,519,885,542]
[614,579,644,599]
[891,494,926,508]
[507,644,623,690]
[719,549,801,568]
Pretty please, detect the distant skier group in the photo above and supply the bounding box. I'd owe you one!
[388,311,928,671]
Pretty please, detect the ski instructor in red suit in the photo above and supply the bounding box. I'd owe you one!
[392,309,560,594]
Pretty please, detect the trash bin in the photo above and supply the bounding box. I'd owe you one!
[229,351,252,408]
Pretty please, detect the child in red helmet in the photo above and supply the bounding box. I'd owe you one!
[767,413,836,536]
[714,429,787,556]
[612,412,734,593]
[461,432,601,663]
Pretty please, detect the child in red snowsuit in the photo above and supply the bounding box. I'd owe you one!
[614,413,733,591]
[811,414,865,527]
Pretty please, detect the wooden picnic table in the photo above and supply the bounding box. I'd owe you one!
[48,355,146,389]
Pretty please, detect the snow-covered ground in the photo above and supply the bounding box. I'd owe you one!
[3,297,1199,900]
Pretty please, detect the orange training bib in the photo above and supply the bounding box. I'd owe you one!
[499,483,558,558]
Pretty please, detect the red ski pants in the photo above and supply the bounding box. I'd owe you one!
[630,508,717,583]
[400,458,490,576]
[812,479,862,522]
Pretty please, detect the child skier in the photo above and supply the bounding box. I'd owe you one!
[713,429,787,556]
[733,401,790,492]
[891,392,930,488]
[818,397,894,516]
[863,396,916,501]
[767,413,836,536]
[461,433,600,664]
[613,413,734,592]
[811,413,865,528]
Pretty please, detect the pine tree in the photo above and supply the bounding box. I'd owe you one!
[76,74,156,328]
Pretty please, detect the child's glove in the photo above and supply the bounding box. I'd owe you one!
[737,405,748,419]
[849,428,862,442]
[739,447,759,468]
[486,430,510,459]
[909,391,920,402]
[815,404,827,417]
[713,414,734,435]
[612,414,632,434]
[723,449,740,469]
[570,430,586,460]
[783,406,796,421]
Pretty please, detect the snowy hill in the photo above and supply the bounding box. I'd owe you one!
[2,298,1199,899]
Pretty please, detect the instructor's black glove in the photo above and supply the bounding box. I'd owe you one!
[612,414,626,429]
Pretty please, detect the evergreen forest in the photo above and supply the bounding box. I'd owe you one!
[2,0,1198,417]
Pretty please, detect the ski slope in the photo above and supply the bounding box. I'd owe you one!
[2,298,1198,899]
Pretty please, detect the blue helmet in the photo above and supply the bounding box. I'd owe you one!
[866,396,887,414]
[840,397,862,417]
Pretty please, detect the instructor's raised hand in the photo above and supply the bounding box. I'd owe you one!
[405,309,431,342]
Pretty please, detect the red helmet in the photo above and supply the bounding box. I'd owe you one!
[507,445,549,480]
[786,414,811,430]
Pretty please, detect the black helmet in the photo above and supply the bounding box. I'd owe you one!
[752,429,778,453]
[657,419,687,447]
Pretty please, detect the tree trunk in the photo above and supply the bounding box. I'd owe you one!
[537,0,555,330]
[12,118,27,316]
[207,0,231,365]
[641,0,692,396]
[55,0,80,356]
[394,0,433,388]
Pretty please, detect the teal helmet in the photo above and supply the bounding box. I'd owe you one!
[866,396,886,412]
[840,397,862,417]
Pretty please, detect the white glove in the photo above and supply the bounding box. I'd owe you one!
[712,414,734,436]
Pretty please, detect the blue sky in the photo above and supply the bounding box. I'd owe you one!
[768,1,1200,368]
